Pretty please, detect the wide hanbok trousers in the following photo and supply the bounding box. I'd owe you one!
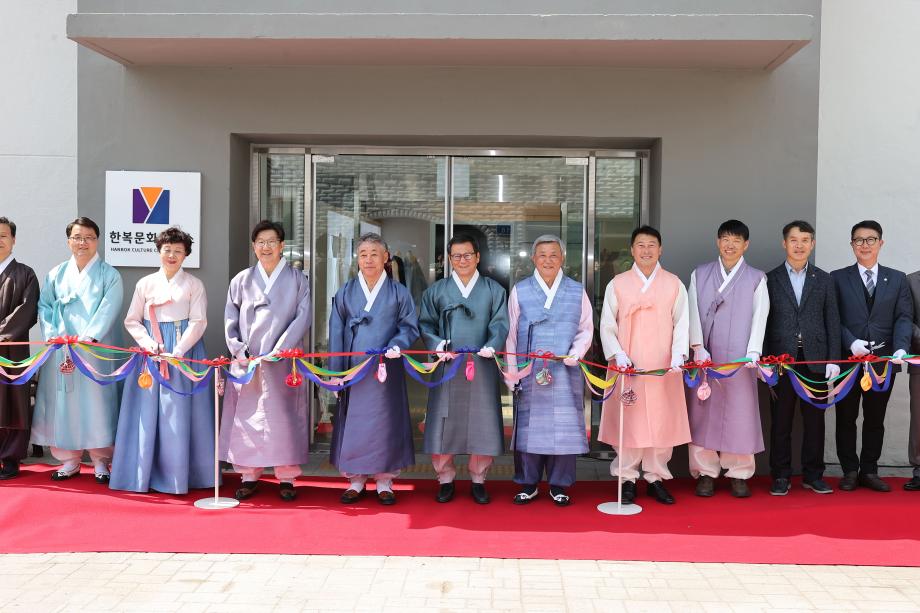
[110,319,216,494]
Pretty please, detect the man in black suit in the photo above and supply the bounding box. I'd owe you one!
[904,269,920,491]
[831,220,913,492]
[765,221,841,495]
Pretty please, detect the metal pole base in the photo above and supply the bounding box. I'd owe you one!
[194,496,240,510]
[597,501,643,516]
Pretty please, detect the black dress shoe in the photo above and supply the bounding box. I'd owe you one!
[695,475,715,497]
[770,477,791,496]
[802,478,833,494]
[377,490,397,505]
[471,482,490,504]
[436,481,455,503]
[549,486,571,507]
[858,473,891,492]
[730,478,751,498]
[839,471,858,491]
[340,488,365,504]
[94,473,110,485]
[234,480,259,500]
[0,459,20,480]
[513,485,539,505]
[620,480,636,504]
[904,476,920,491]
[279,481,297,501]
[51,467,80,481]
[646,480,675,505]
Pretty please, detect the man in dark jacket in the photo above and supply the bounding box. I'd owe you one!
[904,268,920,491]
[764,221,840,495]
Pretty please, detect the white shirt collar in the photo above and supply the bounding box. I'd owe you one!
[632,262,660,294]
[533,269,563,309]
[0,254,13,278]
[718,256,744,293]
[857,262,879,280]
[358,271,386,312]
[65,253,99,286]
[451,270,479,299]
[257,258,286,295]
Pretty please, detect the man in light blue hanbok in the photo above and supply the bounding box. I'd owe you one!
[32,217,124,483]
[506,235,593,507]
[329,233,419,506]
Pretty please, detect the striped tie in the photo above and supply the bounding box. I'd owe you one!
[865,270,875,297]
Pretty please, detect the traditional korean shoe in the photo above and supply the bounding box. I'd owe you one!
[903,476,920,491]
[646,480,675,505]
[94,473,111,485]
[620,480,637,504]
[838,471,859,491]
[0,459,20,480]
[549,486,571,507]
[471,483,490,505]
[377,490,397,505]
[695,475,715,497]
[770,477,791,496]
[50,465,80,481]
[513,485,539,505]
[436,481,455,503]
[234,480,259,500]
[340,488,365,504]
[279,482,297,501]
[802,478,833,494]
[730,478,751,498]
[858,473,891,492]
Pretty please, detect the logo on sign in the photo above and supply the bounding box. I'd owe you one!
[132,187,170,224]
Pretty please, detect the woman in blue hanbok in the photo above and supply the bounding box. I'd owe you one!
[109,227,215,494]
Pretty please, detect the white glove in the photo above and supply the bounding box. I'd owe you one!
[824,363,840,380]
[434,339,454,360]
[892,349,908,365]
[385,346,401,360]
[563,356,579,367]
[850,339,871,357]
[693,346,710,362]
[140,339,160,354]
[745,351,760,369]
[477,346,495,359]
[669,354,685,372]
[614,352,632,368]
[77,335,96,344]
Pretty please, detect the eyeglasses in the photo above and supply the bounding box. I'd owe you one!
[449,252,476,263]
[254,240,280,248]
[68,236,97,244]
[161,249,186,257]
[851,237,880,247]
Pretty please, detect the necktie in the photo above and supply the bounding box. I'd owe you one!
[865,270,875,297]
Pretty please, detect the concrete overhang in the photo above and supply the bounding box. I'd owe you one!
[67,12,814,70]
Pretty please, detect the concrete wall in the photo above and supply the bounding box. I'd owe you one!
[0,1,77,306]
[816,0,920,472]
[75,0,822,356]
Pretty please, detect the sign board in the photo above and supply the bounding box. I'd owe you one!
[104,171,201,268]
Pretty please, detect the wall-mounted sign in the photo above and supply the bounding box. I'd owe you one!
[104,171,201,268]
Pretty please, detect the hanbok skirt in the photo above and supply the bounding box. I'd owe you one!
[110,319,216,494]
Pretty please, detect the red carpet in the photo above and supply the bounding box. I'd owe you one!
[3,465,920,566]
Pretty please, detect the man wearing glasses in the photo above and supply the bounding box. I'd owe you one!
[831,220,913,492]
[221,220,311,501]
[418,234,509,504]
[32,217,124,483]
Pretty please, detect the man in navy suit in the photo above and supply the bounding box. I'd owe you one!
[831,220,913,492]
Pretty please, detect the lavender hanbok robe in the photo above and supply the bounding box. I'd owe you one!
[219,262,311,468]
[32,257,124,451]
[328,277,419,475]
[686,260,766,454]
[419,275,509,456]
[511,276,589,456]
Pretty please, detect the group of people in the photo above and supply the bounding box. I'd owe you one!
[0,214,917,509]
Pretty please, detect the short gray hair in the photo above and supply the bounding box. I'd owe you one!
[531,234,566,257]
[357,232,389,253]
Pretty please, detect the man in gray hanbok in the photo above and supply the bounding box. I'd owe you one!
[32,217,123,483]
[329,233,419,506]
[419,234,509,504]
[221,220,311,502]
[506,235,593,507]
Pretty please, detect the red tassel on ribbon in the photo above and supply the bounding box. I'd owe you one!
[465,355,475,381]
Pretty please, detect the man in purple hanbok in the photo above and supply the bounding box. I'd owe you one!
[687,220,769,498]
[329,233,419,506]
[220,220,311,502]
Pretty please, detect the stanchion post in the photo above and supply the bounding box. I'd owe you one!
[195,367,239,510]
[598,375,642,516]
